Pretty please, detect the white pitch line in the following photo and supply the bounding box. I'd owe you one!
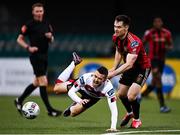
[102,129,180,135]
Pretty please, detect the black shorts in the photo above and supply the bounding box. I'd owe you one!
[119,67,151,87]
[78,90,100,109]
[29,54,48,77]
[151,59,165,73]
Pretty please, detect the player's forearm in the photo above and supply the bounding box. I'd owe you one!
[114,62,132,75]
[108,99,118,129]
[51,36,54,42]
[68,87,82,103]
[17,35,29,49]
[110,49,122,71]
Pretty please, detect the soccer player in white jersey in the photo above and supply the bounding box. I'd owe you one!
[54,52,118,132]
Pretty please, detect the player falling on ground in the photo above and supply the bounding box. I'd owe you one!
[54,52,118,132]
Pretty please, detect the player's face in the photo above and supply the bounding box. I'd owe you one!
[153,18,163,29]
[32,6,44,21]
[114,20,129,38]
[92,71,106,88]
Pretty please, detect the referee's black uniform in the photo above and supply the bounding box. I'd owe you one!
[21,19,51,76]
[15,19,61,117]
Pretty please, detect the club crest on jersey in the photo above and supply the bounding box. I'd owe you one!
[131,41,139,48]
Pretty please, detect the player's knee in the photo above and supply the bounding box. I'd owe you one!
[152,69,159,77]
[37,76,48,86]
[70,110,79,117]
[118,91,126,98]
[53,85,60,94]
[127,94,136,101]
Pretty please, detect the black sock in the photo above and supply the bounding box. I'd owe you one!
[142,85,154,97]
[130,99,140,119]
[39,86,52,111]
[156,87,165,107]
[120,97,132,113]
[18,83,37,103]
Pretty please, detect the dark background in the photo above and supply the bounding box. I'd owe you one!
[0,0,179,34]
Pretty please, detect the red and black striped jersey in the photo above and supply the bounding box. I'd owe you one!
[113,32,151,69]
[143,28,173,61]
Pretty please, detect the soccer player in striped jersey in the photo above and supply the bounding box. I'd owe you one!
[142,17,173,113]
[108,15,151,128]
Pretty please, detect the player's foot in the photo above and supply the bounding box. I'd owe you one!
[131,119,142,128]
[63,107,71,117]
[72,52,82,65]
[160,106,171,113]
[48,109,62,117]
[120,113,134,127]
[14,98,23,116]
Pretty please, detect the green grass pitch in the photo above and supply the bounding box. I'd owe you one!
[0,95,180,134]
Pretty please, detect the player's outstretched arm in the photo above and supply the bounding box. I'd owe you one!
[107,96,118,131]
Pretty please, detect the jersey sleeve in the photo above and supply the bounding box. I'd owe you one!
[143,30,151,42]
[104,81,115,98]
[129,40,142,55]
[75,73,90,88]
[19,22,30,36]
[166,30,173,46]
[68,85,82,103]
[107,96,118,129]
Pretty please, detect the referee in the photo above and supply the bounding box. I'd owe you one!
[14,3,61,117]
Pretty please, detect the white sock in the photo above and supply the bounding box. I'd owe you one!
[57,61,75,82]
[127,112,133,115]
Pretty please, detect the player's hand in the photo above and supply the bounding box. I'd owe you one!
[45,32,53,39]
[80,99,89,105]
[106,128,119,132]
[28,46,38,53]
[108,71,115,79]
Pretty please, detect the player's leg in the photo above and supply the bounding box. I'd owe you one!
[53,52,82,94]
[155,61,170,113]
[141,60,157,97]
[128,83,142,128]
[63,90,100,117]
[14,57,39,115]
[15,77,38,104]
[128,68,151,128]
[37,75,62,117]
[69,103,86,117]
[117,84,134,127]
[118,72,134,127]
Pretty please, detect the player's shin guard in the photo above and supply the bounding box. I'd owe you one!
[120,97,132,113]
[39,86,52,111]
[156,87,165,107]
[130,99,140,119]
[18,83,37,103]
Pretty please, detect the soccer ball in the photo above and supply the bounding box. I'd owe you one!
[22,101,40,119]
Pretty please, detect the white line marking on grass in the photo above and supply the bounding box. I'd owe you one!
[102,129,180,135]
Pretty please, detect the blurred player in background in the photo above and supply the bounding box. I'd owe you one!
[54,52,118,132]
[108,15,151,128]
[141,17,173,113]
[14,3,61,117]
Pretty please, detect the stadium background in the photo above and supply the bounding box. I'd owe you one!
[0,0,180,97]
[1,1,180,134]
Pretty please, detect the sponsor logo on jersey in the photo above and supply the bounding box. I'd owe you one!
[131,41,139,48]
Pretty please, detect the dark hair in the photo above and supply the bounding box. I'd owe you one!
[32,3,44,10]
[115,15,131,26]
[97,66,108,77]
